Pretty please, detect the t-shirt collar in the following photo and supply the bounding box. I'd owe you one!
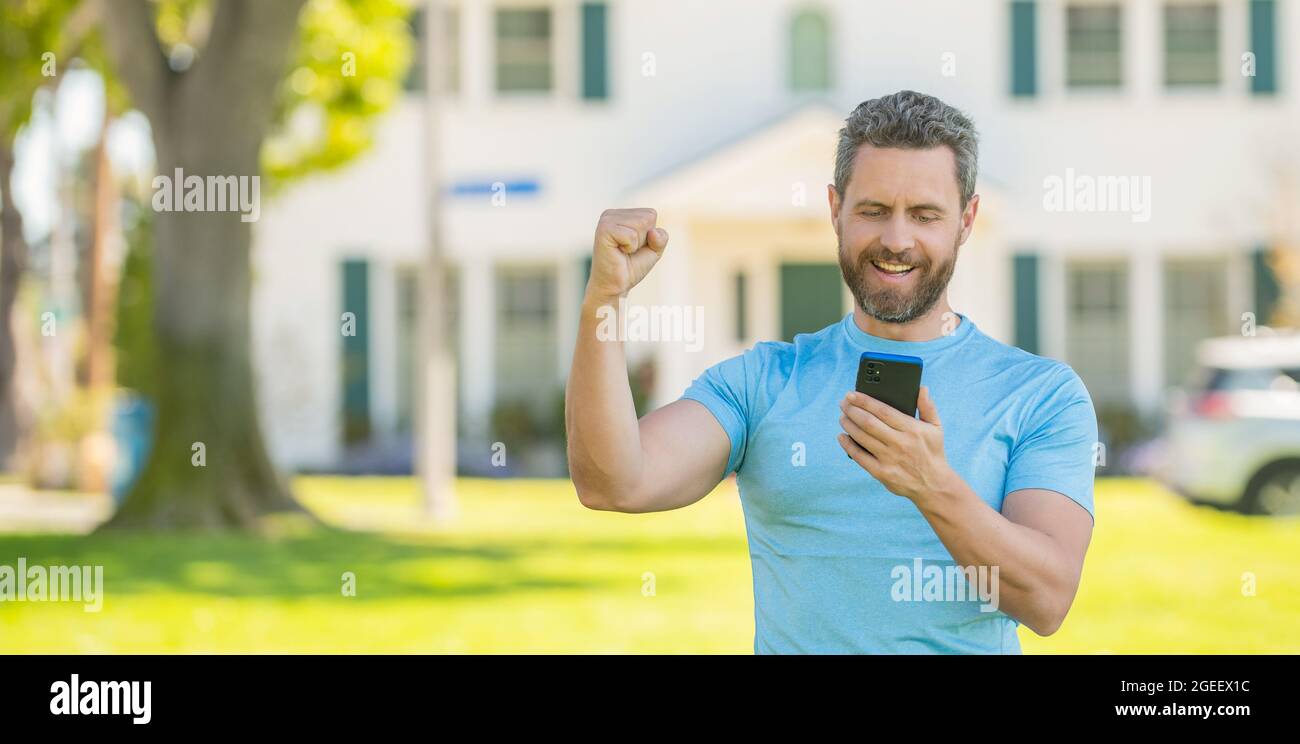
[839,311,975,355]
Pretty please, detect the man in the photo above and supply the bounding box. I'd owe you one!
[565,90,1097,654]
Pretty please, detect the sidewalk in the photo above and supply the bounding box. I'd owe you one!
[0,483,111,534]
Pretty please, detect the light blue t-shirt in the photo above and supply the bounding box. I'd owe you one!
[680,313,1097,654]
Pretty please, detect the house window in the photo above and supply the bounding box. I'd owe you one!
[1164,257,1229,388]
[1066,261,1129,404]
[1164,2,1219,87]
[495,266,558,424]
[395,263,460,433]
[442,8,462,94]
[1066,4,1123,88]
[406,8,425,92]
[495,7,552,93]
[406,7,459,94]
[789,8,831,92]
[501,268,554,323]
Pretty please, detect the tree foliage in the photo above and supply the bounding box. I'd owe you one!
[147,0,414,188]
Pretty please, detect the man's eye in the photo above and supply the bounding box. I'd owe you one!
[861,210,884,218]
[915,214,938,223]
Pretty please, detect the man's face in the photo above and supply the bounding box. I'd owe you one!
[829,144,978,324]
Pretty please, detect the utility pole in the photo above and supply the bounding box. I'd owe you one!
[417,0,457,521]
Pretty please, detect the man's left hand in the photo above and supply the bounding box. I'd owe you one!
[837,386,958,504]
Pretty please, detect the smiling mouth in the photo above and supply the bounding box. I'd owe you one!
[870,259,916,277]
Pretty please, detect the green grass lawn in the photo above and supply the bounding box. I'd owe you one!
[0,477,1296,653]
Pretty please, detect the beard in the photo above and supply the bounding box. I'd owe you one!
[838,231,958,324]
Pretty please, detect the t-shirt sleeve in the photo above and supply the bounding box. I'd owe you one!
[678,345,771,477]
[1004,366,1099,521]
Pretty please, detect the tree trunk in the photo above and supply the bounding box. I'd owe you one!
[103,124,301,528]
[76,105,119,493]
[0,143,28,471]
[85,104,116,390]
[98,0,308,530]
[101,145,300,529]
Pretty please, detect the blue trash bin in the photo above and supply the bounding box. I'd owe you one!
[110,392,155,505]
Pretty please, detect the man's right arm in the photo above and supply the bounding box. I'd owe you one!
[565,208,732,513]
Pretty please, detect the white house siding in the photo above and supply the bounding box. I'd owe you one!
[252,102,427,470]
[251,0,1299,472]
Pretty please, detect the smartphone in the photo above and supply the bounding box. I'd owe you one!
[855,351,924,417]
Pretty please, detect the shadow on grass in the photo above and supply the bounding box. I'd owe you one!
[0,518,746,602]
[0,526,613,601]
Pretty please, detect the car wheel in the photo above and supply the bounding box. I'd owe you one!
[1242,462,1300,516]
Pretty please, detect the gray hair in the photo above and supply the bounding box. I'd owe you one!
[834,90,979,208]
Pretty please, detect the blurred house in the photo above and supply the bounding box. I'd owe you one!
[250,0,1299,474]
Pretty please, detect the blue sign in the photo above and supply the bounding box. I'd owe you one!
[448,179,541,198]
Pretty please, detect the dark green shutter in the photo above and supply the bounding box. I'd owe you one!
[581,3,609,100]
[1013,254,1040,354]
[779,263,843,342]
[1010,1,1038,97]
[341,260,371,444]
[1253,246,1280,325]
[1249,0,1277,95]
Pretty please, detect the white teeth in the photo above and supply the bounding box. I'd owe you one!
[872,260,914,274]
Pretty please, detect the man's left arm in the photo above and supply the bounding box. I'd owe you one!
[838,387,1094,636]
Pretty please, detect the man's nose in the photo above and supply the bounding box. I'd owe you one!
[878,213,916,255]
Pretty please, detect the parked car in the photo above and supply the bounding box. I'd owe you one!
[1157,331,1300,516]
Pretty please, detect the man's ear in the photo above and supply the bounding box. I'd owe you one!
[958,193,980,246]
[827,184,842,238]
